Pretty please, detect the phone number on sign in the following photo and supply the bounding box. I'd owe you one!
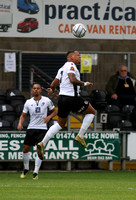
[55,133,100,140]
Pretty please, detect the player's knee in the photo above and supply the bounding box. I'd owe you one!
[23,149,29,153]
[85,105,95,115]
[58,117,67,128]
[58,122,65,128]
[91,109,95,115]
[23,145,30,153]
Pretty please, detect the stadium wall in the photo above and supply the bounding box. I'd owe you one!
[1,37,136,53]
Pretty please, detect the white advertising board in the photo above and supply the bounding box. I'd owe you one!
[0,0,136,39]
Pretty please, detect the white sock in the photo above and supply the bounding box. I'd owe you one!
[33,154,42,174]
[78,114,94,138]
[23,152,30,170]
[42,122,62,146]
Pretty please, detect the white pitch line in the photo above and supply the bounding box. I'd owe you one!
[0,185,56,188]
[0,185,136,190]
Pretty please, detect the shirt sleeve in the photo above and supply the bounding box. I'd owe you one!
[48,99,55,111]
[67,62,76,74]
[23,100,29,114]
[56,68,62,80]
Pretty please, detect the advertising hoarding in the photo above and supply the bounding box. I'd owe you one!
[0,131,120,161]
[0,0,136,39]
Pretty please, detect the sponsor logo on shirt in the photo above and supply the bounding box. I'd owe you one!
[70,66,74,71]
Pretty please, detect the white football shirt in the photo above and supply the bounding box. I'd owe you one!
[56,61,80,96]
[23,96,55,130]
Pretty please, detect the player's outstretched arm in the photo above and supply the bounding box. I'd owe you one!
[68,73,93,87]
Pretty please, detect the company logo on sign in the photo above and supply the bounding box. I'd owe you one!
[45,0,136,24]
[83,139,117,160]
[81,132,120,160]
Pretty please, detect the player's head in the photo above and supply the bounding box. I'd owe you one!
[32,83,42,97]
[66,51,75,58]
[66,50,81,64]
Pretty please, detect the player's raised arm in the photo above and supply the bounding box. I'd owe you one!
[68,73,93,87]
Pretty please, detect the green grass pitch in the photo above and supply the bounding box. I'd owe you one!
[0,171,136,200]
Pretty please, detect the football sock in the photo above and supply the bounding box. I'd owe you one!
[78,114,94,138]
[34,154,42,174]
[42,122,62,146]
[23,152,30,170]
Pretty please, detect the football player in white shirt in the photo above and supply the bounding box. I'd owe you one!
[37,51,95,160]
[17,83,57,179]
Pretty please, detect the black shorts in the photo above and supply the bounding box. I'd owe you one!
[57,95,89,118]
[24,129,47,146]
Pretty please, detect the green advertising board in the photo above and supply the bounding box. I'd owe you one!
[0,131,120,161]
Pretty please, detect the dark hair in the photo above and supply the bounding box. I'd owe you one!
[66,51,75,58]
[32,83,41,88]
